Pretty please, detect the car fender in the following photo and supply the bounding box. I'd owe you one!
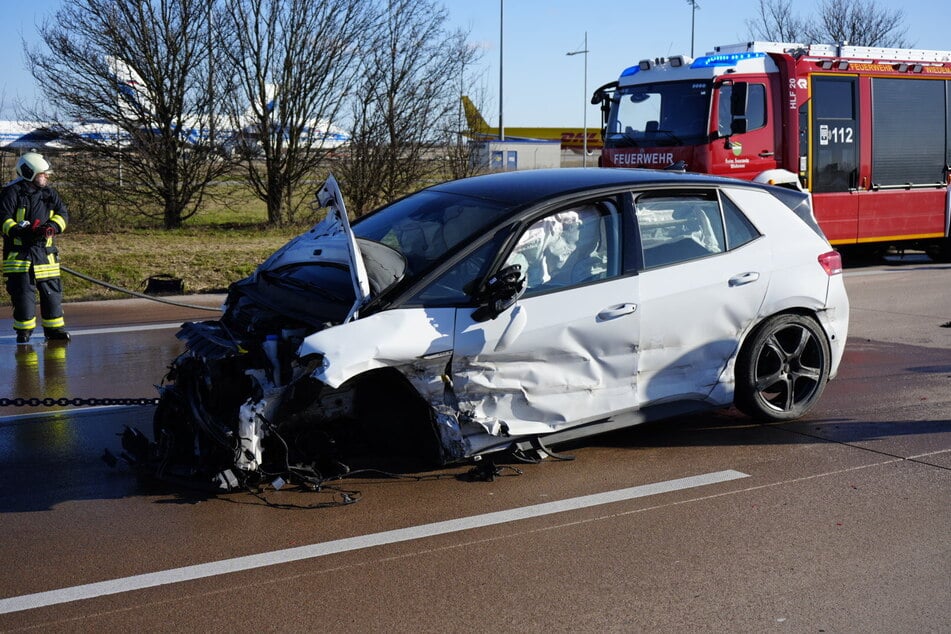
[299,307,456,391]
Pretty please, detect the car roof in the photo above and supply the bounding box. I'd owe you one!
[426,168,767,206]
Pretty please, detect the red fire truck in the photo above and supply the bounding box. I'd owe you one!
[593,41,951,260]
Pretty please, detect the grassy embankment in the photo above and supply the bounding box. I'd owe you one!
[2,188,308,305]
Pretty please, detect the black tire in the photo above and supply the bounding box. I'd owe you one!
[924,238,951,263]
[839,244,884,266]
[735,314,831,421]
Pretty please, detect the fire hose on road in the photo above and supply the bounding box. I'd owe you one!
[61,266,222,312]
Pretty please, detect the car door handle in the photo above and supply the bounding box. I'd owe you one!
[729,272,760,287]
[758,151,774,158]
[597,303,638,321]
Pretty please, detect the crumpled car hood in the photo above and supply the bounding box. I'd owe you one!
[259,231,355,271]
[256,175,371,323]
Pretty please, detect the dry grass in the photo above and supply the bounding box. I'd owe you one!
[49,228,300,302]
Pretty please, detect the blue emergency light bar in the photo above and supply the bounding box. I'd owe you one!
[690,51,766,68]
[620,65,641,78]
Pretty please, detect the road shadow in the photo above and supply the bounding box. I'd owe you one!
[571,408,949,454]
[842,249,950,270]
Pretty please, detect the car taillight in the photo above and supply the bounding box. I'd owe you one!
[818,250,842,275]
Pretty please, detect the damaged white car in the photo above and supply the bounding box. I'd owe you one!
[134,169,848,488]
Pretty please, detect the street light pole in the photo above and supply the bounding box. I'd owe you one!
[566,32,589,167]
[686,1,700,57]
[499,0,504,141]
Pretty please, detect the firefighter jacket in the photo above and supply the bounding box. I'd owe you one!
[1,178,69,279]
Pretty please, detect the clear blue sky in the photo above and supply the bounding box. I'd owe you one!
[3,0,948,125]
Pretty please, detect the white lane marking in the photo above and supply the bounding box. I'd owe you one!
[64,323,186,336]
[0,322,186,342]
[0,406,135,426]
[0,469,747,614]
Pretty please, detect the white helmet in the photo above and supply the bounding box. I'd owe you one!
[16,151,52,182]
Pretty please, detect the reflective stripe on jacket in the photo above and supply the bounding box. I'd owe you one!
[1,179,69,277]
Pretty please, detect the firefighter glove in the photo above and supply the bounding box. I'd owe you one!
[8,221,31,239]
[34,222,56,239]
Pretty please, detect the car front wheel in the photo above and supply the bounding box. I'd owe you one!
[735,314,831,421]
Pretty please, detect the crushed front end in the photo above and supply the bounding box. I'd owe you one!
[140,305,460,491]
[123,177,450,491]
[145,315,349,490]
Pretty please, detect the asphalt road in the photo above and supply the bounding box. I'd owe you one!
[0,258,948,632]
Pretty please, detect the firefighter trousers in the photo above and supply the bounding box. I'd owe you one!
[4,271,66,333]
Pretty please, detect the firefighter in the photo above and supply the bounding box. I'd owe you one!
[1,151,71,343]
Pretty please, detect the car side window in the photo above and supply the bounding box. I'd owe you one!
[746,84,767,130]
[718,83,767,136]
[720,193,761,249]
[636,193,726,268]
[504,200,621,296]
[409,238,502,306]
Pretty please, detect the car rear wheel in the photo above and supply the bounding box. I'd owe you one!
[735,314,831,421]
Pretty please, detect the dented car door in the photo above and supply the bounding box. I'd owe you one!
[449,199,640,437]
[451,279,641,437]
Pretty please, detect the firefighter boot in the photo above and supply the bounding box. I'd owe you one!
[16,329,33,344]
[45,328,71,342]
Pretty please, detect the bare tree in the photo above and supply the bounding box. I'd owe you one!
[218,0,370,226]
[28,0,233,229]
[440,32,486,182]
[747,0,910,48]
[804,0,910,48]
[746,0,810,43]
[336,0,481,216]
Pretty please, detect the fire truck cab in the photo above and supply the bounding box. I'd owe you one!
[594,41,951,260]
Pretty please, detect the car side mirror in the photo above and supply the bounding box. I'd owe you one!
[728,81,749,137]
[591,81,618,142]
[590,81,618,105]
[730,82,749,117]
[716,80,748,140]
[472,264,525,322]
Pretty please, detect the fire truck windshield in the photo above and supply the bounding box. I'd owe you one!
[605,80,711,148]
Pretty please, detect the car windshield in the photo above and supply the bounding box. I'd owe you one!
[353,190,515,280]
[605,80,712,148]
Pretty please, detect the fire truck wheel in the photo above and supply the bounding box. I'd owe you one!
[734,314,831,422]
[924,238,951,263]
